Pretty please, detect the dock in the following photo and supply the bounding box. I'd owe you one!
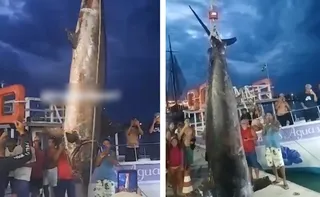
[166,146,320,197]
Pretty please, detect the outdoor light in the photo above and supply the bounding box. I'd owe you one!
[209,10,218,20]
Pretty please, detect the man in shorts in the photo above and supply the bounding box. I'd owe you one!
[263,113,289,190]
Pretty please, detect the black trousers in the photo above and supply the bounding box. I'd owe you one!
[125,147,139,162]
[303,108,318,121]
[150,144,160,160]
[277,113,293,126]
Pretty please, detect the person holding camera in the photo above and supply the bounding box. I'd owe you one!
[149,113,160,160]
[126,119,143,161]
[53,140,76,197]
[0,121,32,197]
[13,134,36,197]
[276,93,293,126]
[91,138,118,197]
[300,84,318,122]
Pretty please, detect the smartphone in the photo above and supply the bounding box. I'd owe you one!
[8,123,19,139]
[117,170,138,193]
[100,145,108,152]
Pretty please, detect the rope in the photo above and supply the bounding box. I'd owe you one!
[293,140,320,163]
[208,0,221,43]
[88,0,102,186]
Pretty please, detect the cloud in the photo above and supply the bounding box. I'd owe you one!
[0,0,160,122]
[0,0,30,21]
[166,0,320,93]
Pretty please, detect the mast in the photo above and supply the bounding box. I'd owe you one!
[167,35,178,104]
[63,0,105,195]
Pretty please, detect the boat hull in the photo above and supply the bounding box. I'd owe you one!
[120,161,160,197]
[196,120,320,174]
[256,120,320,174]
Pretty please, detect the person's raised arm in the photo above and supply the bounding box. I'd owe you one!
[178,126,187,140]
[136,120,143,135]
[149,120,156,133]
[311,89,318,102]
[250,128,258,143]
[285,101,291,111]
[127,120,134,135]
[0,131,7,144]
[0,121,32,172]
[95,149,108,167]
[44,127,64,138]
[105,151,119,166]
[273,120,281,131]
[275,101,281,110]
[53,142,64,163]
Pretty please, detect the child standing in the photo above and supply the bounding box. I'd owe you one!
[168,136,183,197]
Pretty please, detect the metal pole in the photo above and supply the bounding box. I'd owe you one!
[265,63,270,81]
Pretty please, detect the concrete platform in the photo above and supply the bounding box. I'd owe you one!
[166,146,320,197]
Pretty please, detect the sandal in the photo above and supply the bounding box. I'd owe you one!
[283,184,289,190]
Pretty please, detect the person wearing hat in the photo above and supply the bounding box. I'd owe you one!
[300,84,318,122]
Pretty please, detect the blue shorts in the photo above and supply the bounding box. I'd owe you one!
[245,152,262,169]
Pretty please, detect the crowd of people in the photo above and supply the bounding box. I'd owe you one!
[92,114,161,196]
[124,114,160,162]
[0,122,80,197]
[0,113,161,197]
[240,112,289,190]
[165,104,295,195]
[165,119,196,197]
[240,83,320,127]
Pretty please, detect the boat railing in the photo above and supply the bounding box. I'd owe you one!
[185,104,320,137]
[111,142,160,163]
[3,97,65,126]
[287,105,320,123]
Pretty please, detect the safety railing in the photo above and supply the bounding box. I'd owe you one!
[287,105,320,123]
[25,97,65,124]
[3,97,65,124]
[186,104,320,137]
[106,142,160,163]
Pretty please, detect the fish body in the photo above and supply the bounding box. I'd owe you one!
[187,5,253,197]
[63,0,105,194]
[204,35,253,197]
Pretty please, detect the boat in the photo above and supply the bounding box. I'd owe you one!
[182,79,320,174]
[176,5,320,174]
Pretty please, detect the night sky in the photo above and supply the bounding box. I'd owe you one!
[166,0,320,95]
[0,0,160,123]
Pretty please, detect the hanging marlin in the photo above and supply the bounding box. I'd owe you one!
[188,5,271,197]
[63,0,106,195]
[188,5,253,197]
